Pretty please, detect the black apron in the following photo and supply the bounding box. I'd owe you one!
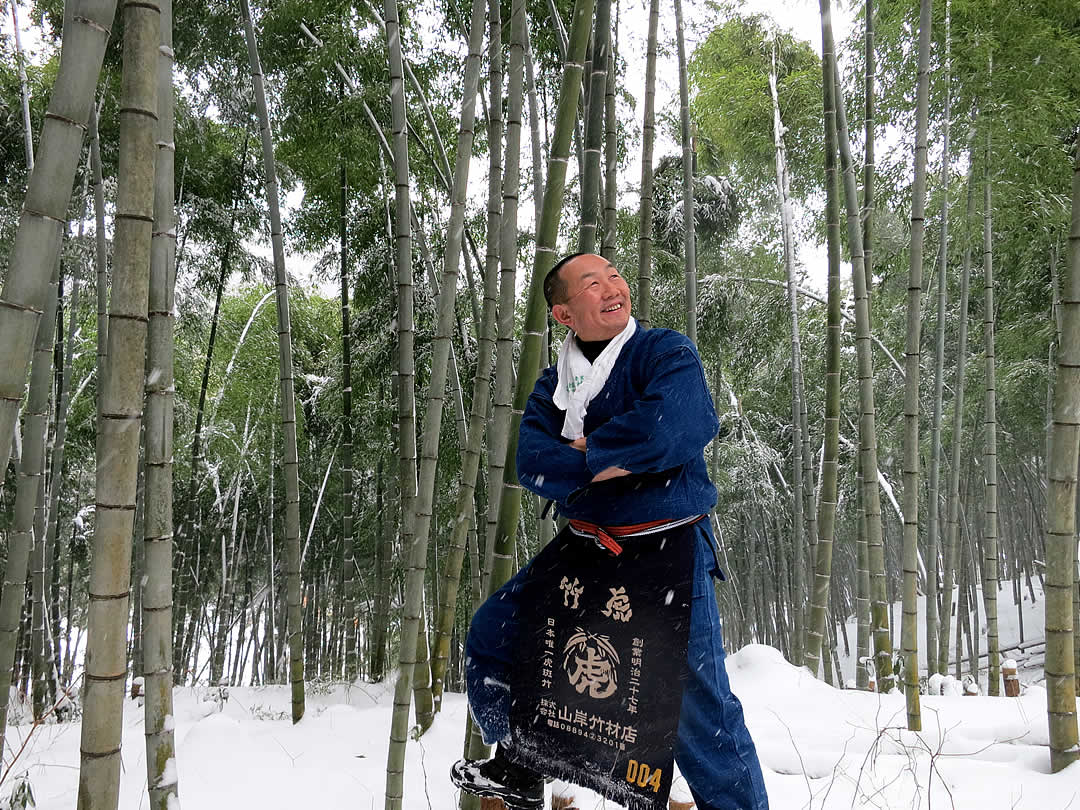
[506,521,697,810]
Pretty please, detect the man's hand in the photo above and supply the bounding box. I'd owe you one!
[591,466,631,482]
[568,438,629,481]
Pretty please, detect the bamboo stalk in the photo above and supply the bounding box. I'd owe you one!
[239,0,306,724]
[78,1,160,805]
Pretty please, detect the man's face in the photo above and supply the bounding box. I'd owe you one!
[550,254,632,342]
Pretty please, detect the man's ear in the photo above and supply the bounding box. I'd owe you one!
[551,304,573,329]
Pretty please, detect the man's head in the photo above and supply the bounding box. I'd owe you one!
[544,252,632,342]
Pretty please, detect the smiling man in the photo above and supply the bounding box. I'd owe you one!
[452,253,769,810]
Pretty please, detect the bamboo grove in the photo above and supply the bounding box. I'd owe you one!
[0,0,1077,807]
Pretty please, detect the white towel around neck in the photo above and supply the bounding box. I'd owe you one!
[553,317,637,439]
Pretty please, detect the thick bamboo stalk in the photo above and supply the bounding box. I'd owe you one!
[926,0,951,680]
[938,157,976,674]
[382,0,418,799]
[981,119,1001,696]
[0,0,118,481]
[804,25,842,676]
[826,37,890,686]
[430,0,503,712]
[770,50,806,669]
[142,0,178,803]
[91,98,109,425]
[900,0,931,729]
[483,0,509,594]
[0,259,59,759]
[78,1,160,806]
[340,143,358,682]
[489,0,596,597]
[239,0,305,724]
[1045,142,1080,773]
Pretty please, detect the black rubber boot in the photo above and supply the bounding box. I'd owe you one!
[450,745,544,810]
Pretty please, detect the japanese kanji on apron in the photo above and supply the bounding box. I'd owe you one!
[506,518,700,810]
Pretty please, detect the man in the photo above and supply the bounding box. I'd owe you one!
[452,253,768,810]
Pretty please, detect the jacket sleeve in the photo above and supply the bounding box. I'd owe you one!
[517,371,593,503]
[585,343,719,476]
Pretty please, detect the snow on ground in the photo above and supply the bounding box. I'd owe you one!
[5,584,1078,809]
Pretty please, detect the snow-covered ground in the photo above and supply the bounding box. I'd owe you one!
[5,583,1078,809]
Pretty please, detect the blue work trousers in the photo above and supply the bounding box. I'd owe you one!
[464,522,769,810]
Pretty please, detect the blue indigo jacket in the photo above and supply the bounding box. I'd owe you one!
[517,326,719,525]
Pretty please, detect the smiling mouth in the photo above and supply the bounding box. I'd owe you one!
[602,303,623,312]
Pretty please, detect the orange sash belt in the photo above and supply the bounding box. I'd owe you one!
[567,514,705,556]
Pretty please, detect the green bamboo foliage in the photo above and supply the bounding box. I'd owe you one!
[579,0,611,253]
[981,120,1001,696]
[926,0,951,680]
[673,0,696,344]
[938,161,976,674]
[827,45,891,687]
[0,259,59,757]
[805,4,842,676]
[770,48,805,668]
[0,0,118,480]
[239,0,305,723]
[405,0,486,719]
[142,0,178,804]
[1045,142,1080,773]
[77,1,160,807]
[900,0,931,728]
[382,0,419,798]
[174,149,243,674]
[636,0,660,329]
[489,0,598,593]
